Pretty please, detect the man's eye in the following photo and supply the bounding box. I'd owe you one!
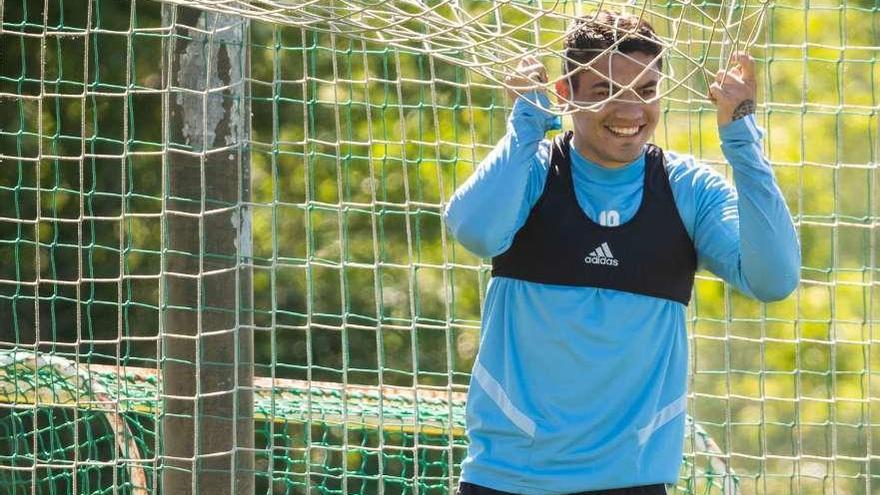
[641,88,657,97]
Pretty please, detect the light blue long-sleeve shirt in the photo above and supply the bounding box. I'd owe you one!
[444,93,800,494]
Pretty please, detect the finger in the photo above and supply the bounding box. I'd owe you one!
[726,71,744,85]
[523,68,548,84]
[734,51,756,82]
[526,60,546,76]
[716,69,744,86]
[536,63,548,78]
[518,62,543,75]
[535,66,548,84]
[708,82,726,102]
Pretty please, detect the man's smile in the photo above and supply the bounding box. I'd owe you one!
[604,124,646,138]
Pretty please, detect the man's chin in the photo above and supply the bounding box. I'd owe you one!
[573,135,647,167]
[603,147,645,167]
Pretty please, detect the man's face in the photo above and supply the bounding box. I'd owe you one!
[565,51,661,169]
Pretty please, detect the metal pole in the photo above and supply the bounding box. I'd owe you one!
[161,5,253,494]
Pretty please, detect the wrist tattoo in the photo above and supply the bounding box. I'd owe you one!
[731,99,756,121]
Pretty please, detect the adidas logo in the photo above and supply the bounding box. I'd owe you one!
[584,242,619,267]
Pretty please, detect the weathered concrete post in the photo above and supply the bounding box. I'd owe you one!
[161,5,254,494]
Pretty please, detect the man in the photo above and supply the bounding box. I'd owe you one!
[443,10,800,495]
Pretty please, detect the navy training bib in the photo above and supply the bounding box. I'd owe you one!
[491,131,697,305]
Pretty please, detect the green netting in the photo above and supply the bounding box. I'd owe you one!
[0,350,732,494]
[0,0,878,494]
[0,350,470,494]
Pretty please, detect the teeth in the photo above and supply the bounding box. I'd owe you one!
[607,126,640,136]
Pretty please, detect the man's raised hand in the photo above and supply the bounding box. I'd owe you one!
[709,51,757,127]
[505,55,549,102]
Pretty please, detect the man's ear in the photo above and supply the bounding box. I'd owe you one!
[555,79,571,101]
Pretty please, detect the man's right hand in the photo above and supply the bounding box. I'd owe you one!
[505,55,548,102]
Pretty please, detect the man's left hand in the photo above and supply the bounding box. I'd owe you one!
[709,51,757,127]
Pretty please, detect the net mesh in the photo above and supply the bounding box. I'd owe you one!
[0,0,878,494]
[0,350,730,494]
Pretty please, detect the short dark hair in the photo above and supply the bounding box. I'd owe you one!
[563,11,663,92]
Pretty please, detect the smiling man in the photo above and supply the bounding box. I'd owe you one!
[444,10,801,495]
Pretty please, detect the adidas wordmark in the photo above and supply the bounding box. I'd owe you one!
[584,242,619,267]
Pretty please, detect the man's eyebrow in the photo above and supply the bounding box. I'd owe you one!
[590,78,659,91]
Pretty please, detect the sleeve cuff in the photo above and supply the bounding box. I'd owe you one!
[511,91,562,132]
[719,113,764,144]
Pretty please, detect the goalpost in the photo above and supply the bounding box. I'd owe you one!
[0,1,877,494]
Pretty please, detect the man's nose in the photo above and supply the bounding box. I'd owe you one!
[611,97,646,119]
